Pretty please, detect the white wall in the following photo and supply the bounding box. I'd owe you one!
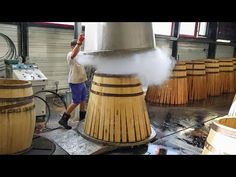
[177,42,209,61]
[28,26,74,90]
[215,44,235,58]
[155,37,173,50]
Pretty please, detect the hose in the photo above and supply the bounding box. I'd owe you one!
[33,90,68,133]
[34,90,67,110]
[0,33,17,71]
[34,95,51,124]
[33,95,51,126]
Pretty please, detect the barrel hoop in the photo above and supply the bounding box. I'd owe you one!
[186,69,205,71]
[211,123,236,138]
[175,64,186,66]
[191,62,205,64]
[0,104,35,114]
[0,83,32,89]
[204,141,229,155]
[0,99,34,113]
[192,68,205,70]
[94,73,136,78]
[219,71,234,72]
[92,81,141,87]
[205,62,219,63]
[206,67,219,69]
[0,95,34,102]
[172,69,186,71]
[90,89,144,97]
[187,74,205,76]
[170,76,187,79]
[207,71,219,74]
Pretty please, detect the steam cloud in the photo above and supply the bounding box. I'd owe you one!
[77,47,176,87]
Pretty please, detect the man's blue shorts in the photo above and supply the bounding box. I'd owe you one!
[69,83,87,104]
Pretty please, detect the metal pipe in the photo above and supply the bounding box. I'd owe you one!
[74,22,82,39]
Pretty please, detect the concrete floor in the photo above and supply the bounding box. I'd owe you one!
[36,93,235,155]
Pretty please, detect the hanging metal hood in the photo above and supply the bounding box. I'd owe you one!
[84,22,155,53]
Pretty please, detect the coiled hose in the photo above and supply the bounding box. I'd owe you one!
[33,90,68,132]
[0,33,17,71]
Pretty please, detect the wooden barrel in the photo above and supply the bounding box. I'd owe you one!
[0,79,35,154]
[84,73,151,143]
[187,60,207,101]
[205,59,220,96]
[145,61,188,105]
[219,59,234,93]
[170,61,188,104]
[202,117,236,154]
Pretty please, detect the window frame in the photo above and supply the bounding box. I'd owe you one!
[29,22,74,29]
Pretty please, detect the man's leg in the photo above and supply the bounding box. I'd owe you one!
[79,83,88,121]
[59,83,81,129]
[79,101,87,121]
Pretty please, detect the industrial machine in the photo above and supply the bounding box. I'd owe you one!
[5,62,48,120]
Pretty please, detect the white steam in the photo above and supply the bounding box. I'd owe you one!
[77,47,175,87]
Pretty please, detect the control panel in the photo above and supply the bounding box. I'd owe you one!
[6,63,48,119]
[11,63,47,81]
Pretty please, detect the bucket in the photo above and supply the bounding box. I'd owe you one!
[84,73,151,143]
[0,79,35,154]
[202,116,236,154]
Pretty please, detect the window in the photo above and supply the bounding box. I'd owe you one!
[198,22,208,37]
[179,22,196,37]
[152,22,173,36]
[179,22,208,38]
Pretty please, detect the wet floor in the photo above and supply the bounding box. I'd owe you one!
[105,93,234,155]
[38,93,235,155]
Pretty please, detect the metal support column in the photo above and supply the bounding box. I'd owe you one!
[18,22,28,63]
[74,22,82,39]
[207,22,218,59]
[172,22,180,60]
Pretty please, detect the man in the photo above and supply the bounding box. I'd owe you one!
[58,34,87,129]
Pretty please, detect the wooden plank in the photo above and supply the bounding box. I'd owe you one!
[93,94,101,138]
[103,96,110,141]
[114,98,121,142]
[132,97,141,141]
[142,97,151,136]
[98,94,105,140]
[125,98,135,142]
[109,97,115,142]
[84,93,95,135]
[120,98,127,143]
[89,95,98,137]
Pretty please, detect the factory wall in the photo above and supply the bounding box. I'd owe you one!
[177,42,209,60]
[28,26,74,90]
[215,44,235,58]
[155,37,173,50]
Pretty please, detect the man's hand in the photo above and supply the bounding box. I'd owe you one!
[77,34,85,45]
